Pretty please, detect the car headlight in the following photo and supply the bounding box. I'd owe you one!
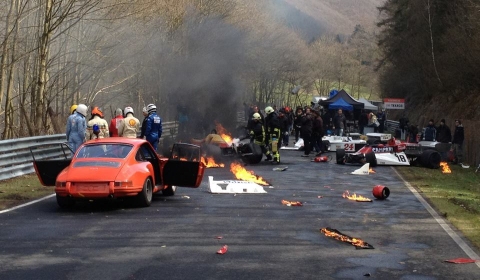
[56,181,66,188]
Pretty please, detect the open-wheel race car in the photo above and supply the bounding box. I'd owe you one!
[322,133,367,152]
[336,133,446,169]
[32,138,205,208]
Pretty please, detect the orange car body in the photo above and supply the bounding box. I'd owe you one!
[33,138,205,207]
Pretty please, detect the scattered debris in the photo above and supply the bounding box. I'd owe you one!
[281,200,303,206]
[182,196,190,199]
[372,185,390,200]
[351,163,370,175]
[320,227,374,249]
[317,196,323,198]
[444,258,478,264]
[273,166,288,171]
[208,176,267,194]
[215,236,223,240]
[312,155,332,162]
[363,273,371,277]
[216,245,228,254]
[230,162,270,185]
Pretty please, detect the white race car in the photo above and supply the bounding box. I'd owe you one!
[322,133,367,153]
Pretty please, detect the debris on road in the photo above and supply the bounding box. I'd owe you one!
[444,258,478,264]
[342,190,372,202]
[281,200,303,206]
[320,227,374,249]
[216,245,228,254]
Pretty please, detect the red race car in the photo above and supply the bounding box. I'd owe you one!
[32,138,205,208]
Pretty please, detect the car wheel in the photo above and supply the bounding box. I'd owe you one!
[365,152,377,167]
[56,194,75,208]
[421,150,441,169]
[162,185,177,196]
[135,177,153,207]
[240,143,263,164]
[336,149,346,164]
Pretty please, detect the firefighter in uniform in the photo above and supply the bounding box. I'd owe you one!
[118,106,140,138]
[264,106,281,164]
[249,113,272,161]
[86,107,109,140]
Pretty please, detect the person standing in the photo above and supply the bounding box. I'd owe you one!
[118,107,140,138]
[86,107,109,140]
[249,113,272,161]
[333,109,346,136]
[109,108,124,137]
[293,107,303,143]
[451,119,464,164]
[422,119,436,141]
[358,109,368,134]
[312,110,324,155]
[436,119,452,161]
[66,104,87,152]
[264,106,281,164]
[300,107,314,157]
[144,103,163,151]
[376,109,386,133]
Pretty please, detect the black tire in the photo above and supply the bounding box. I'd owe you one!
[420,150,441,169]
[365,152,377,167]
[162,185,176,196]
[336,149,346,164]
[56,194,75,208]
[239,143,263,164]
[135,177,153,207]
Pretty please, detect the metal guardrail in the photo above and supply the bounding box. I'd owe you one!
[0,121,178,181]
[385,120,399,134]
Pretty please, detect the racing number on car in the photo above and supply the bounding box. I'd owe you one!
[395,154,407,162]
[344,143,354,151]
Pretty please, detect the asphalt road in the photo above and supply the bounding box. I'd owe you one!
[0,148,479,280]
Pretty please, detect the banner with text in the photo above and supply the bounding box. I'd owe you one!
[383,98,405,110]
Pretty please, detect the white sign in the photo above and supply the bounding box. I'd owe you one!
[384,98,405,110]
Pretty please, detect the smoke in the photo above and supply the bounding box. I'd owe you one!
[142,10,250,137]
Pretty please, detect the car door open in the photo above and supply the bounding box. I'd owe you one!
[31,143,73,186]
[162,143,205,188]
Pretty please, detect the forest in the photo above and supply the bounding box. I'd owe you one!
[0,0,381,138]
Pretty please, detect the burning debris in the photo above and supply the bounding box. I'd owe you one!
[201,157,225,168]
[440,162,452,173]
[281,200,303,206]
[320,228,374,249]
[342,191,372,202]
[230,162,270,186]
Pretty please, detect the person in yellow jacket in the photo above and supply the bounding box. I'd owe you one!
[118,106,140,138]
[86,107,109,140]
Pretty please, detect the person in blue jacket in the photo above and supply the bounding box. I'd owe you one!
[66,104,87,152]
[144,103,162,151]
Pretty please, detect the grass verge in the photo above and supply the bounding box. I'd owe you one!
[397,163,480,250]
[0,174,54,211]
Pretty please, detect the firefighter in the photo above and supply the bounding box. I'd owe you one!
[118,106,140,138]
[109,108,124,137]
[66,104,87,152]
[249,113,272,161]
[86,107,109,140]
[144,103,163,151]
[264,106,281,164]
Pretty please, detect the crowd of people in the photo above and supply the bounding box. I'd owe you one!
[66,103,163,152]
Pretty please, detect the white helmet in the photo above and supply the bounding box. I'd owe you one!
[265,106,274,115]
[253,113,261,120]
[124,107,134,116]
[147,103,156,113]
[76,104,87,117]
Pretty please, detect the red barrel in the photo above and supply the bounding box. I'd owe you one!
[372,185,390,199]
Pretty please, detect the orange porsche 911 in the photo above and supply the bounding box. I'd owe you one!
[33,138,205,208]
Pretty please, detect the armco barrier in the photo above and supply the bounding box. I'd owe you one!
[0,121,178,181]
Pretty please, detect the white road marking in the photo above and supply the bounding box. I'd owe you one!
[0,194,55,214]
[393,167,480,268]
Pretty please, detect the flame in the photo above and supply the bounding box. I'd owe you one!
[342,190,372,202]
[320,228,374,249]
[230,162,270,186]
[369,168,376,174]
[201,157,225,168]
[440,162,451,174]
[281,200,303,206]
[215,121,233,145]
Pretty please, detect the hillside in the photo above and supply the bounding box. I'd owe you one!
[271,0,386,38]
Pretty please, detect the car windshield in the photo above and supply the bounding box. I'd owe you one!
[76,144,133,159]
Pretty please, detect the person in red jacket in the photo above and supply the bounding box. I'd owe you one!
[109,108,124,137]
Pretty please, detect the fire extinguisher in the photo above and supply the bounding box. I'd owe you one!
[313,155,332,162]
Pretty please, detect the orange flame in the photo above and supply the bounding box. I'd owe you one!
[369,168,376,174]
[342,190,372,202]
[440,162,451,174]
[201,157,225,168]
[230,162,270,186]
[215,121,233,144]
[320,228,374,249]
[281,200,303,206]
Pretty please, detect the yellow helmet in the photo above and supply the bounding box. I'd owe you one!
[253,113,261,120]
[70,104,78,114]
[265,106,274,115]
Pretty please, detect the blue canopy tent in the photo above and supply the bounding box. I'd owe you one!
[328,98,353,111]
